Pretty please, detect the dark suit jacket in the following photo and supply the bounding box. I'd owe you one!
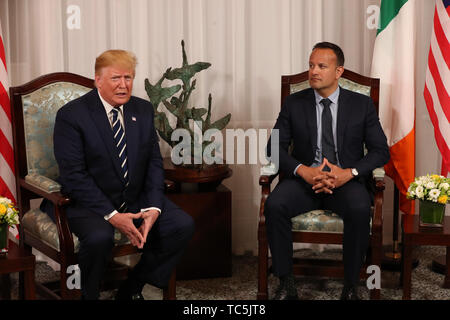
[43,88,165,220]
[268,87,390,187]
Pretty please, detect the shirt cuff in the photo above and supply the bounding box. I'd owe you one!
[141,207,161,215]
[104,210,119,221]
[294,163,303,176]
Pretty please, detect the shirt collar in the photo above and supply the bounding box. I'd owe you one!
[314,86,340,106]
[98,90,123,115]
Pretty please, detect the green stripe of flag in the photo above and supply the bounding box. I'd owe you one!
[377,0,409,35]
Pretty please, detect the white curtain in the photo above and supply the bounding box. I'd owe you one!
[0,0,440,255]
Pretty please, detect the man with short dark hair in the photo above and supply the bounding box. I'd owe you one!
[265,42,389,300]
[42,49,195,300]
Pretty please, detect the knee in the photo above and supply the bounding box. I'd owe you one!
[345,202,371,225]
[264,197,296,233]
[82,231,114,253]
[264,195,286,220]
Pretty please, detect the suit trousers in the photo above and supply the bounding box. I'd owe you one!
[68,197,195,299]
[264,177,371,286]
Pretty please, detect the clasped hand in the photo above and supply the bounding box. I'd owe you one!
[296,158,353,194]
[108,209,160,249]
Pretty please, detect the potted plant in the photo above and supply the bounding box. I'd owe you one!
[0,197,20,254]
[407,174,449,227]
[145,41,232,189]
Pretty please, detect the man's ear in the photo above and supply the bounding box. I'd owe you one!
[94,74,100,88]
[336,66,344,79]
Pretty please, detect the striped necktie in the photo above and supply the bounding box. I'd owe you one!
[111,108,129,212]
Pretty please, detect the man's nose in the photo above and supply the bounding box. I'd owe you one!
[119,77,126,87]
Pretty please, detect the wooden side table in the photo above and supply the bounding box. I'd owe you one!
[163,158,233,280]
[0,240,36,300]
[401,214,450,300]
[167,184,232,280]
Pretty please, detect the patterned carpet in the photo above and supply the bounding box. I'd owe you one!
[8,245,450,300]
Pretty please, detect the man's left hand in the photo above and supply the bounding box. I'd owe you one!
[326,160,353,189]
[137,209,160,249]
[312,158,353,193]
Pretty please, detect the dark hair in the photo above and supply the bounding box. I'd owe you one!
[313,42,345,66]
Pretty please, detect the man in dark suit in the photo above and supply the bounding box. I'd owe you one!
[42,49,194,300]
[265,42,389,300]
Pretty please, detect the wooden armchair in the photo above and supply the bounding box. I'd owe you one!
[10,72,176,300]
[257,69,385,300]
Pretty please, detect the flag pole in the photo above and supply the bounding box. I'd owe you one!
[382,185,419,271]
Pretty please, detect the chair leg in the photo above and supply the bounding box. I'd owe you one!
[257,228,269,300]
[1,273,11,299]
[369,242,381,300]
[163,269,176,300]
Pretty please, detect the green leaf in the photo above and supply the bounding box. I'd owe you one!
[210,113,231,131]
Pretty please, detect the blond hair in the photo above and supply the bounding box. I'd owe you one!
[95,49,137,76]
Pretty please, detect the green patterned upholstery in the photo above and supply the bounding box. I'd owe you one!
[291,210,343,233]
[22,208,129,253]
[289,78,371,96]
[25,173,61,193]
[287,78,377,234]
[21,82,92,246]
[22,82,91,180]
[291,209,373,233]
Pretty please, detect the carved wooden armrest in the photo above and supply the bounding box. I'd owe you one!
[19,178,74,255]
[19,178,71,207]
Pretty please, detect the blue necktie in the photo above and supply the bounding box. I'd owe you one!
[320,98,337,165]
[111,108,128,212]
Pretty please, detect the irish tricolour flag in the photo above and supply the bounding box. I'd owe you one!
[371,0,416,214]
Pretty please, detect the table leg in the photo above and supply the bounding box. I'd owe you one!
[24,270,36,300]
[444,246,450,289]
[402,242,412,300]
[0,273,11,300]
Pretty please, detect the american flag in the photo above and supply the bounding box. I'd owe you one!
[424,0,450,177]
[0,20,18,238]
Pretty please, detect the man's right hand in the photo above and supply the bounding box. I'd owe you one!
[108,213,144,247]
[296,159,336,194]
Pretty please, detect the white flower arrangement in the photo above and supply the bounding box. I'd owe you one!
[407,174,450,204]
[0,197,20,226]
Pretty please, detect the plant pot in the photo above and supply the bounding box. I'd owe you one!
[163,157,232,192]
[0,223,9,254]
[419,200,445,227]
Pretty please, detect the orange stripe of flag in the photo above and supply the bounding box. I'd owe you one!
[385,129,415,215]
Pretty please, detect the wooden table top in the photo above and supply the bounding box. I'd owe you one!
[0,240,35,274]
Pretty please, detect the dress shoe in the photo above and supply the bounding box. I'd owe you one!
[273,274,299,300]
[129,293,145,300]
[115,289,145,300]
[340,285,361,300]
